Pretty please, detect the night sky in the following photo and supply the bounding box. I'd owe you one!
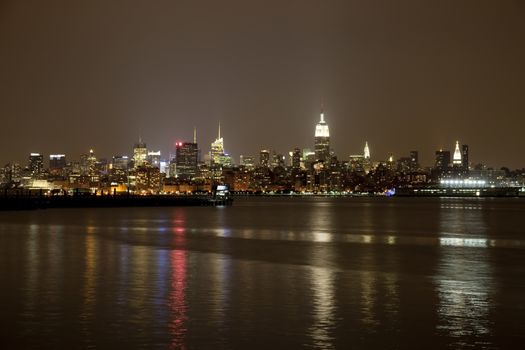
[1,0,524,168]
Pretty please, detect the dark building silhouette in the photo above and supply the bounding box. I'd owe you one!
[176,142,198,181]
[410,151,419,170]
[435,150,451,171]
[462,144,469,171]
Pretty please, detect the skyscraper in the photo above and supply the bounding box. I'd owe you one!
[210,123,225,166]
[176,142,198,180]
[2,162,22,183]
[112,155,129,171]
[259,150,270,167]
[133,138,147,168]
[272,152,285,168]
[147,151,161,168]
[28,153,44,178]
[291,148,301,170]
[87,149,97,176]
[364,142,371,160]
[410,151,419,171]
[314,109,330,162]
[453,141,462,166]
[49,154,66,175]
[462,144,469,171]
[240,155,256,170]
[435,149,451,171]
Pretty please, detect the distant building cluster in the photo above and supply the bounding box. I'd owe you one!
[1,110,524,194]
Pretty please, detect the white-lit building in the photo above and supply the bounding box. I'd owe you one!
[314,110,330,162]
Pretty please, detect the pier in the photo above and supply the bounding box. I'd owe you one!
[0,189,232,210]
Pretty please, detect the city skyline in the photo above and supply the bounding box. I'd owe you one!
[1,113,520,171]
[1,1,524,168]
[1,3,524,349]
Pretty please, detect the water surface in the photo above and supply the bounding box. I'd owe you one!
[0,197,524,349]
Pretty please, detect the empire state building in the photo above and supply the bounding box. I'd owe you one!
[314,109,330,162]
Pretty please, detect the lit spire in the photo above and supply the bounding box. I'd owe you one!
[193,127,197,144]
[364,141,370,159]
[218,122,221,140]
[314,107,329,137]
[453,140,462,165]
[320,99,325,122]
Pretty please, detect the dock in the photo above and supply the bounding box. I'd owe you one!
[0,190,233,210]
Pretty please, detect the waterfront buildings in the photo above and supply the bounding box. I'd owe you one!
[1,112,522,194]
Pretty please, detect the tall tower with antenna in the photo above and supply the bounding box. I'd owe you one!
[210,122,227,166]
[314,106,330,162]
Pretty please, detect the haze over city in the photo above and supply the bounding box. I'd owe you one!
[1,0,524,168]
[2,2,525,350]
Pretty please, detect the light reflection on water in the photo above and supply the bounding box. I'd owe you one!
[1,197,524,348]
[436,202,494,347]
[81,226,97,344]
[307,202,336,348]
[168,210,188,349]
[169,249,187,349]
[209,227,522,249]
[309,266,336,348]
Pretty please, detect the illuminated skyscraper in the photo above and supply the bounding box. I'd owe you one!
[271,153,285,168]
[240,155,256,170]
[2,162,22,183]
[28,153,44,178]
[210,123,225,166]
[133,138,147,168]
[112,155,129,171]
[291,148,301,170]
[364,142,371,160]
[259,150,270,167]
[209,123,231,179]
[453,141,462,166]
[314,109,330,162]
[349,155,365,173]
[87,149,97,176]
[49,154,66,175]
[147,151,161,168]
